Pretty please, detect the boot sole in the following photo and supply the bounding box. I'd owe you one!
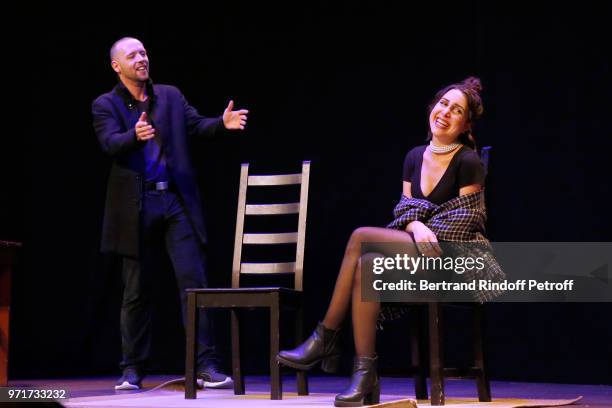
[276,354,341,373]
[334,400,371,407]
[334,394,380,407]
[276,355,319,371]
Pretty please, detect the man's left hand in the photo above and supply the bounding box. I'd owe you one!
[222,100,249,130]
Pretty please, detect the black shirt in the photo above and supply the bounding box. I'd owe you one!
[403,145,485,205]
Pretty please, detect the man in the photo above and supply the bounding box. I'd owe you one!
[92,37,248,390]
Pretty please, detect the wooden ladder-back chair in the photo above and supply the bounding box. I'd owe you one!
[407,146,493,406]
[185,161,311,400]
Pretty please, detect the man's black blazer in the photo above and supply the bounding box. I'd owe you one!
[92,80,225,257]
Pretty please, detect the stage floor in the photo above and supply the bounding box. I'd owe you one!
[7,375,611,407]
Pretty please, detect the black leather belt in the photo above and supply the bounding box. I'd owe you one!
[144,181,172,191]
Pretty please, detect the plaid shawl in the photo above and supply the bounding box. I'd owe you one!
[385,190,505,303]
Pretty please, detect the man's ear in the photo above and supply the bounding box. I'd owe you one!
[111,60,120,74]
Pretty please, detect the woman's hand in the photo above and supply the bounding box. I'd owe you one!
[406,221,443,257]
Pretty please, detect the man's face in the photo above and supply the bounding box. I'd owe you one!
[111,39,149,83]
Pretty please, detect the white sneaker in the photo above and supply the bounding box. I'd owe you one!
[114,367,143,390]
[197,364,234,389]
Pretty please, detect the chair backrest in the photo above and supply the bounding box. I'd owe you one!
[480,146,492,177]
[231,161,310,291]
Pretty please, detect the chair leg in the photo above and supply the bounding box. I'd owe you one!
[429,302,445,406]
[185,292,198,399]
[270,297,282,400]
[231,309,245,395]
[410,307,427,400]
[473,305,491,402]
[295,305,309,396]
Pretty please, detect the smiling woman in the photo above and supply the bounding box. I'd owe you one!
[276,76,497,407]
[427,76,484,150]
[403,77,485,205]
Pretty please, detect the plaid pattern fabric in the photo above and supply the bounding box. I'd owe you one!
[387,191,487,242]
[386,190,505,303]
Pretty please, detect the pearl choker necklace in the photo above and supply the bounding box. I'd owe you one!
[428,141,461,154]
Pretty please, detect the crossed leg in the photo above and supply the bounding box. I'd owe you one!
[321,227,418,356]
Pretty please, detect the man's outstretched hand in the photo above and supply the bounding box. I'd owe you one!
[222,100,249,130]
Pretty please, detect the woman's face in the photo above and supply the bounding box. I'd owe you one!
[429,89,469,141]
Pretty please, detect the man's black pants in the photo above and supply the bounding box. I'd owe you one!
[119,189,217,371]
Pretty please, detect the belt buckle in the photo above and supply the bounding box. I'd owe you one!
[155,181,169,191]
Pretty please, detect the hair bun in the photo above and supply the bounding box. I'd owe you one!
[462,76,483,95]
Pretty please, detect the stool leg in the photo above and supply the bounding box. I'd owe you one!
[270,296,282,400]
[410,307,427,400]
[429,302,445,406]
[474,305,491,402]
[231,309,245,395]
[185,293,198,399]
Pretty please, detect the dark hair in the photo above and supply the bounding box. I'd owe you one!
[426,76,484,150]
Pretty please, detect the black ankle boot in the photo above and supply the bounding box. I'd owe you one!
[334,355,380,407]
[276,322,341,373]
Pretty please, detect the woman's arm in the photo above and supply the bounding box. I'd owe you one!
[458,151,485,195]
[402,181,412,198]
[402,181,442,256]
[459,183,482,196]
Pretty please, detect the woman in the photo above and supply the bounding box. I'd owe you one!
[278,77,497,407]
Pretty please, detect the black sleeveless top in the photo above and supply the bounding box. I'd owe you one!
[403,145,485,205]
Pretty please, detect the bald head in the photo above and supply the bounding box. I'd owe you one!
[110,37,142,61]
[109,37,150,83]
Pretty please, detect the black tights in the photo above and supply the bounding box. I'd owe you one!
[322,227,417,357]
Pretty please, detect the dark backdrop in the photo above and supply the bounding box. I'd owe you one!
[4,2,611,385]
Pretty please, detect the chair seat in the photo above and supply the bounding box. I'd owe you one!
[187,287,302,309]
[186,287,299,294]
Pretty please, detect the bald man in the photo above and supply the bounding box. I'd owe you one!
[92,37,248,390]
